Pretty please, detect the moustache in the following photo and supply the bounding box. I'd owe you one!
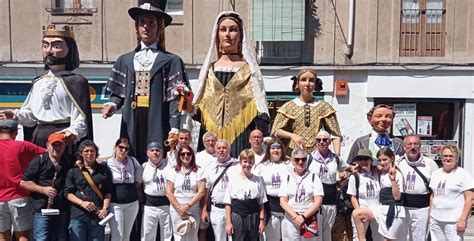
[43,55,69,67]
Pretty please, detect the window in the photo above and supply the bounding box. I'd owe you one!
[166,0,183,15]
[251,0,305,64]
[48,0,96,14]
[400,0,446,57]
[257,41,302,64]
[374,99,463,164]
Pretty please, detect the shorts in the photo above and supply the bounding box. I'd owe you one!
[0,197,33,232]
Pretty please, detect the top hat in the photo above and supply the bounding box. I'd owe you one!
[42,25,75,39]
[128,0,173,26]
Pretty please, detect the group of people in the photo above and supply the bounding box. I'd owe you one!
[0,0,472,241]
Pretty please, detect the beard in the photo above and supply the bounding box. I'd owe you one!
[43,55,69,67]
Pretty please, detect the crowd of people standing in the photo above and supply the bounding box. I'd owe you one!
[0,1,472,241]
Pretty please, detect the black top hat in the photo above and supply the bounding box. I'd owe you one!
[128,0,173,26]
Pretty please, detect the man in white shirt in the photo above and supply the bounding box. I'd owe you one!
[195,133,216,241]
[249,129,265,165]
[203,139,238,241]
[308,130,348,241]
[396,134,438,241]
[168,129,192,167]
[196,132,217,169]
[0,25,93,151]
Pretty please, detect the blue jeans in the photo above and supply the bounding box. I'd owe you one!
[33,211,69,241]
[68,218,105,241]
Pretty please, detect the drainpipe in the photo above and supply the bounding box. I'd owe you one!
[344,0,355,58]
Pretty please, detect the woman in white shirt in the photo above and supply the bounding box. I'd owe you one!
[224,149,267,241]
[429,145,474,241]
[351,148,404,241]
[166,145,206,241]
[347,149,383,241]
[254,139,292,241]
[279,148,324,241]
[105,138,143,241]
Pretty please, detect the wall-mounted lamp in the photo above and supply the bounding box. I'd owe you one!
[335,80,348,96]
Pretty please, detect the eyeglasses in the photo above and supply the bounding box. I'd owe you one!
[316,138,329,143]
[118,145,129,151]
[442,154,454,158]
[180,152,192,157]
[294,157,307,162]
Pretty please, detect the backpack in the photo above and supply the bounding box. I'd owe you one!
[336,172,359,215]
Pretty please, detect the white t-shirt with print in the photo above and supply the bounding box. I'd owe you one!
[254,161,293,197]
[142,159,171,197]
[167,167,205,204]
[205,162,239,204]
[196,150,216,170]
[396,155,438,195]
[379,170,405,218]
[308,151,348,185]
[223,173,267,205]
[429,167,474,222]
[278,171,324,214]
[347,171,381,208]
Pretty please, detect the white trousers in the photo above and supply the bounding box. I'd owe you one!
[264,211,285,241]
[316,205,336,241]
[430,218,463,241]
[109,200,139,241]
[281,213,316,241]
[398,207,429,241]
[170,204,200,241]
[210,206,227,241]
[141,205,172,241]
[351,216,384,241]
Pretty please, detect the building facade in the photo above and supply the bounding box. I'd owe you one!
[1,0,474,172]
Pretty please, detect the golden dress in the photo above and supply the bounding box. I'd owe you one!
[271,98,342,152]
[195,63,269,156]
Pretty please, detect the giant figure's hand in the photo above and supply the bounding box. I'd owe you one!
[0,109,16,120]
[102,104,116,119]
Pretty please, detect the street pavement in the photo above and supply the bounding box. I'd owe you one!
[466,215,474,241]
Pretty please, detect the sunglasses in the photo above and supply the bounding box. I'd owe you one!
[117,145,129,151]
[180,152,192,157]
[316,138,329,143]
[294,157,307,162]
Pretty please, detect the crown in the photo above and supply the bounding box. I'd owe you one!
[42,25,75,39]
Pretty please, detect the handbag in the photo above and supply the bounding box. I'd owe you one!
[300,214,319,238]
[206,164,231,212]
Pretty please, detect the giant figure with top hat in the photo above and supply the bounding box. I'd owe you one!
[102,0,191,163]
[0,25,93,151]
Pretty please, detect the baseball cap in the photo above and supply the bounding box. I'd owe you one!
[147,142,163,151]
[0,119,18,133]
[48,133,65,144]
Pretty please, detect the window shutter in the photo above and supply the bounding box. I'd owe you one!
[251,0,305,41]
